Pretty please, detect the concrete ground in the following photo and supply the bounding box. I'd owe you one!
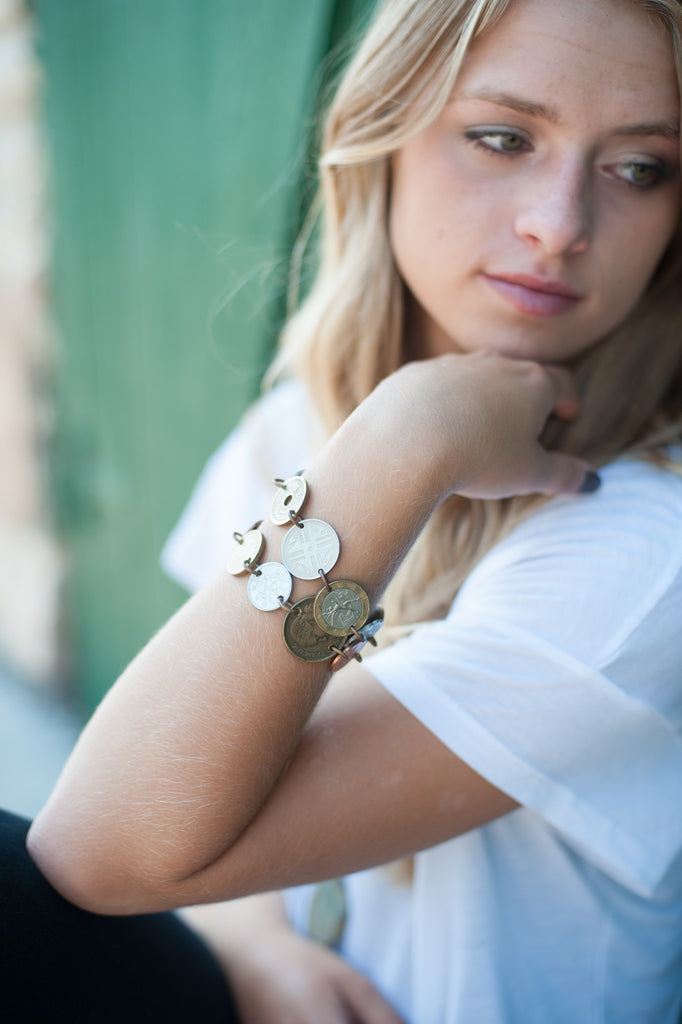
[0,663,82,820]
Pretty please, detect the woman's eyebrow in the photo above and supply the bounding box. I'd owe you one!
[454,89,560,122]
[614,121,680,141]
[453,88,679,141]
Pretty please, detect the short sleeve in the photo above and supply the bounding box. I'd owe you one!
[161,380,313,593]
[368,458,682,896]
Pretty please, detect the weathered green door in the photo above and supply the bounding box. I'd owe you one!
[36,0,375,709]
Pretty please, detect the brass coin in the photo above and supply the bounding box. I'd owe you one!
[270,475,308,526]
[227,529,264,576]
[313,580,370,636]
[283,597,335,663]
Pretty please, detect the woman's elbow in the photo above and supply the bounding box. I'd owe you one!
[25,808,180,916]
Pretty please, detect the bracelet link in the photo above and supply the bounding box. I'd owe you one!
[231,473,383,664]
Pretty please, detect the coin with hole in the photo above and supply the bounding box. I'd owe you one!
[270,476,308,526]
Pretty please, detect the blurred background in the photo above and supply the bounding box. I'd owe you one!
[0,0,375,817]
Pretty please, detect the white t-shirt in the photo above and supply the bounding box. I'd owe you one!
[162,380,682,1024]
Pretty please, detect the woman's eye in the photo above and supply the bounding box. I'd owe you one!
[464,129,529,155]
[613,160,673,190]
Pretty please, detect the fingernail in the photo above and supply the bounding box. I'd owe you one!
[578,470,601,494]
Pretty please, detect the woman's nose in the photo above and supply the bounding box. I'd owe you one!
[514,160,592,257]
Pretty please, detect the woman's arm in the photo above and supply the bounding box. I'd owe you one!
[27,354,590,914]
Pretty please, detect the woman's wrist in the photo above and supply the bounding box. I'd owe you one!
[181,893,289,960]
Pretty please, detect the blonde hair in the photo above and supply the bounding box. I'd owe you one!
[272,0,682,628]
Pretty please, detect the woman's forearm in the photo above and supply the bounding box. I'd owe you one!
[27,356,588,914]
[27,368,450,913]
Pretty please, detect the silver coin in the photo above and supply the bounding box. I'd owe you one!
[281,518,340,580]
[247,561,292,611]
[359,610,384,640]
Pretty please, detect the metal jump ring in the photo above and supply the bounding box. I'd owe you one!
[329,644,362,664]
[233,519,264,544]
[347,625,377,647]
[318,569,332,592]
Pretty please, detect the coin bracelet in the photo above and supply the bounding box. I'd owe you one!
[228,474,383,670]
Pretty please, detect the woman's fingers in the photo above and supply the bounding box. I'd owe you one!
[334,960,406,1024]
[220,922,406,1024]
[519,364,599,495]
[540,363,581,420]
[533,450,599,496]
[444,355,598,498]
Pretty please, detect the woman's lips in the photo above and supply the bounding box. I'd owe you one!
[482,272,583,317]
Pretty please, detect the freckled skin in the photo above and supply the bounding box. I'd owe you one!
[390,0,681,363]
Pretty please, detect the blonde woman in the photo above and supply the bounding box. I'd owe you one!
[7,0,682,1020]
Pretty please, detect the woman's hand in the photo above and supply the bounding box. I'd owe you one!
[226,929,405,1024]
[362,352,592,501]
[182,896,405,1024]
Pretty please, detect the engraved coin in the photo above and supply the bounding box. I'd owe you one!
[227,529,265,576]
[270,476,308,526]
[329,609,385,672]
[313,580,369,636]
[283,597,335,662]
[281,519,340,580]
[247,561,292,611]
[358,609,384,641]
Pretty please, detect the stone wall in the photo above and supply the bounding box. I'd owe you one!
[0,0,62,684]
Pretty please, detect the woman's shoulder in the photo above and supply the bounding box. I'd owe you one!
[477,453,682,573]
[212,377,314,477]
[454,452,682,666]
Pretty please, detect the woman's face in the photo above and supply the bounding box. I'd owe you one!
[389,0,681,362]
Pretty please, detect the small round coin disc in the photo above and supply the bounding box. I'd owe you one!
[270,475,308,526]
[308,879,347,947]
[329,609,385,672]
[329,639,365,673]
[313,580,370,636]
[281,518,340,580]
[359,609,384,641]
[247,561,292,611]
[227,529,265,576]
[283,597,335,662]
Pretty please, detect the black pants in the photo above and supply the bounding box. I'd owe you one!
[0,810,239,1022]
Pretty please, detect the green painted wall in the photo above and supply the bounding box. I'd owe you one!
[35,0,375,709]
